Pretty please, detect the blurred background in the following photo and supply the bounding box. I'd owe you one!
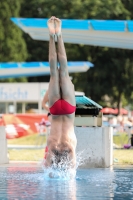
[1,0,133,163]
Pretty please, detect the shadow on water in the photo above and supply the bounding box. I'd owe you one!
[0,166,133,200]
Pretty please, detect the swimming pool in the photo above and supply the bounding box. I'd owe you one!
[0,165,133,200]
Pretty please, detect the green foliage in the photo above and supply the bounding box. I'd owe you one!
[8,149,44,161]
[114,149,133,164]
[20,0,130,19]
[1,0,133,109]
[0,0,28,82]
[19,0,133,109]
[0,77,28,83]
[113,132,129,146]
[8,134,46,145]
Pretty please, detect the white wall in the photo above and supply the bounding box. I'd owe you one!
[0,126,9,164]
[0,83,49,102]
[0,83,84,102]
[75,126,113,168]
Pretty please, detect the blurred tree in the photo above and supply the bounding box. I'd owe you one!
[19,0,133,112]
[0,0,28,82]
[84,48,133,113]
[121,0,133,18]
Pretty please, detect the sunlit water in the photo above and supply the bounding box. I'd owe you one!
[0,166,133,200]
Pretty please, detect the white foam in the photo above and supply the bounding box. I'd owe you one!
[41,150,89,180]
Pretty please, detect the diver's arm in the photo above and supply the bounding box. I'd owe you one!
[42,90,50,112]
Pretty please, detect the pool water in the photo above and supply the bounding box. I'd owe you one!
[0,166,133,200]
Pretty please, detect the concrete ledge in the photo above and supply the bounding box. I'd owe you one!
[75,126,113,168]
[8,145,46,149]
[0,161,41,168]
[74,116,97,126]
[74,112,103,127]
[0,126,9,164]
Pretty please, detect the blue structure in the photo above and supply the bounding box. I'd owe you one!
[11,18,133,49]
[75,95,102,109]
[11,18,133,32]
[0,61,93,78]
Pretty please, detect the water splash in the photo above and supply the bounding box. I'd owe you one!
[41,149,89,180]
[76,149,89,169]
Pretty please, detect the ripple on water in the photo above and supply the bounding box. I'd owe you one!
[0,156,133,199]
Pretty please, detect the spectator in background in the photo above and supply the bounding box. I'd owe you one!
[131,134,133,146]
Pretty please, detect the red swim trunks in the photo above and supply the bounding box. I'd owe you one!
[49,99,76,115]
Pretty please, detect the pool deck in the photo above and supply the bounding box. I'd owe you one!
[0,161,42,168]
[0,161,133,169]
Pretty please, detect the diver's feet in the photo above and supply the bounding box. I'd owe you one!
[55,18,62,36]
[47,16,55,37]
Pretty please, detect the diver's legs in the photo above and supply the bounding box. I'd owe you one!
[55,18,75,106]
[48,17,60,107]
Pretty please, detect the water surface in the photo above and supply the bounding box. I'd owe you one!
[0,166,133,200]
